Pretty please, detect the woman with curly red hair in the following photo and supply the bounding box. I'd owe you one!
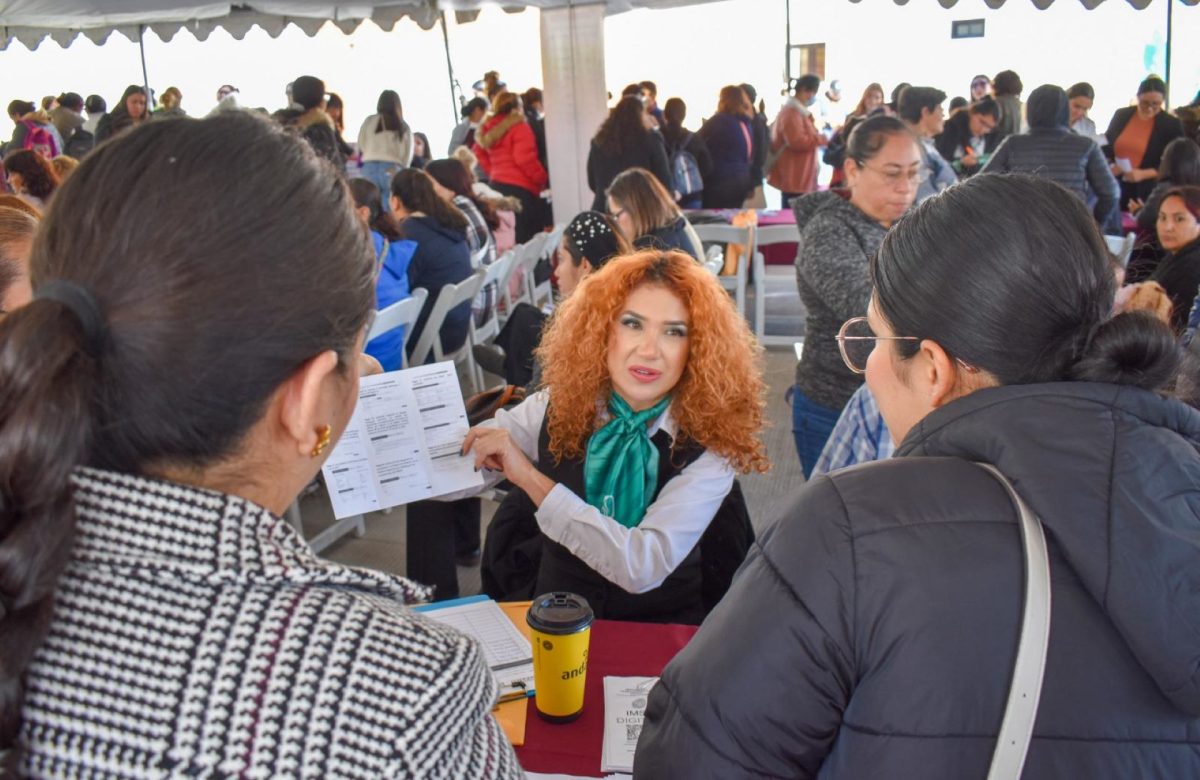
[461,249,768,623]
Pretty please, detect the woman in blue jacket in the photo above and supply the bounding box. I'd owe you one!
[389,169,473,363]
[349,178,416,371]
[697,86,755,209]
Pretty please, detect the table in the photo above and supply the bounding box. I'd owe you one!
[686,208,799,267]
[512,617,698,777]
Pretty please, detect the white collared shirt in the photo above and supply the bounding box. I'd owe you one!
[467,390,735,594]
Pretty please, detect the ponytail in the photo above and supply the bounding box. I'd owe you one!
[0,298,99,766]
[1070,310,1182,391]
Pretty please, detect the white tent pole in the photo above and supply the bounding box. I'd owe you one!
[539,2,608,224]
[1165,0,1173,108]
[439,12,461,123]
[138,24,155,110]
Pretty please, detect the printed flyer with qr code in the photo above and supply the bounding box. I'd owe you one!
[601,676,658,773]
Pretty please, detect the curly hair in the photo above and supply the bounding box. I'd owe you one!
[3,150,60,201]
[593,96,650,158]
[536,249,769,474]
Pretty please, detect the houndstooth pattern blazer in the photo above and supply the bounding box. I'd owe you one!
[19,468,522,779]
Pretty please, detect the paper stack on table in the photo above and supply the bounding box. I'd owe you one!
[415,595,535,697]
[600,676,658,773]
[320,362,482,519]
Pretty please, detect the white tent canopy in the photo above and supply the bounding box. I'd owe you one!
[0,0,708,50]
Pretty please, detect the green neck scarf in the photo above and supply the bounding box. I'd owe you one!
[583,393,672,529]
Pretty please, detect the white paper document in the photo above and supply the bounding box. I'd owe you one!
[417,596,535,696]
[601,676,658,773]
[1115,157,1133,173]
[321,363,482,519]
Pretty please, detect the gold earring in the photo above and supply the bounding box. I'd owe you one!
[311,425,332,458]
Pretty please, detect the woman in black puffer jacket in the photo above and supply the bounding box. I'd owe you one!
[635,174,1200,779]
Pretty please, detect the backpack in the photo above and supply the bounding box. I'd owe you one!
[671,131,704,198]
[21,121,59,159]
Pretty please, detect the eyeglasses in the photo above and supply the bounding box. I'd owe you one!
[971,80,990,89]
[836,317,917,374]
[1137,98,1163,113]
[861,165,929,187]
[836,316,982,375]
[610,207,627,220]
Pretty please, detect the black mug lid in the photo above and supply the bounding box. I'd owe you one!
[527,592,594,635]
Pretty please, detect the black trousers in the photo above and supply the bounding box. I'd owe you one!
[492,182,549,244]
[406,498,481,600]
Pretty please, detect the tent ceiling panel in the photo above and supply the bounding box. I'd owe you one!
[4,0,1193,50]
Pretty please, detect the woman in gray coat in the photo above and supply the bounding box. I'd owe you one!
[635,174,1200,779]
[789,115,921,477]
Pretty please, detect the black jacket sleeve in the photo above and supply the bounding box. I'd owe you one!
[688,133,714,180]
[633,477,856,779]
[648,132,673,194]
[1104,107,1133,156]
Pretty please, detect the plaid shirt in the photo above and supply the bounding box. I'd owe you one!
[813,384,894,476]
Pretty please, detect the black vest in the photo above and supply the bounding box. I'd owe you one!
[481,413,753,624]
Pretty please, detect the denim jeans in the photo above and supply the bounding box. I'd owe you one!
[360,160,402,213]
[790,385,842,479]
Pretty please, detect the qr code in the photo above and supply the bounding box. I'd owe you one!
[625,724,642,741]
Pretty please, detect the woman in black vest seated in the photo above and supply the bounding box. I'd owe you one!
[461,250,768,623]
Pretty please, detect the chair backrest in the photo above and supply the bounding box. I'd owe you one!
[755,223,801,247]
[691,223,755,280]
[368,288,428,369]
[472,252,516,344]
[1104,233,1136,268]
[470,242,490,269]
[494,248,520,318]
[409,270,487,366]
[509,233,550,308]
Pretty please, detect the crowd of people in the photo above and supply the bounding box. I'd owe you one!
[2,61,1200,777]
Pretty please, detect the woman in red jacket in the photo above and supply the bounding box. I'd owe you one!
[474,91,549,243]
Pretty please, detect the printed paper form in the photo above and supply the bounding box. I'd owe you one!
[601,676,658,773]
[420,597,532,669]
[321,363,482,519]
[416,596,535,697]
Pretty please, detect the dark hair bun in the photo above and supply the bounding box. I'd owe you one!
[1070,311,1181,390]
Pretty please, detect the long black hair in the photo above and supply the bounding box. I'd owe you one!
[391,168,468,235]
[873,173,1181,390]
[0,112,374,766]
[348,177,402,240]
[1159,138,1200,185]
[593,96,650,157]
[375,89,406,138]
[424,158,499,231]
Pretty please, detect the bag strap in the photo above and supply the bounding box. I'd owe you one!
[975,463,1052,780]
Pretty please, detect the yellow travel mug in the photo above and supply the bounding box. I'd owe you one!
[527,592,595,723]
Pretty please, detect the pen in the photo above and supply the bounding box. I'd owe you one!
[493,690,534,709]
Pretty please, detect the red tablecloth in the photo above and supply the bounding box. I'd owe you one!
[514,618,698,777]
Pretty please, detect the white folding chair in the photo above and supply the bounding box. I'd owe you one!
[494,248,521,325]
[368,288,428,370]
[408,269,487,393]
[753,223,803,346]
[691,223,755,324]
[469,252,518,389]
[507,232,550,311]
[469,242,490,270]
[1104,233,1136,268]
